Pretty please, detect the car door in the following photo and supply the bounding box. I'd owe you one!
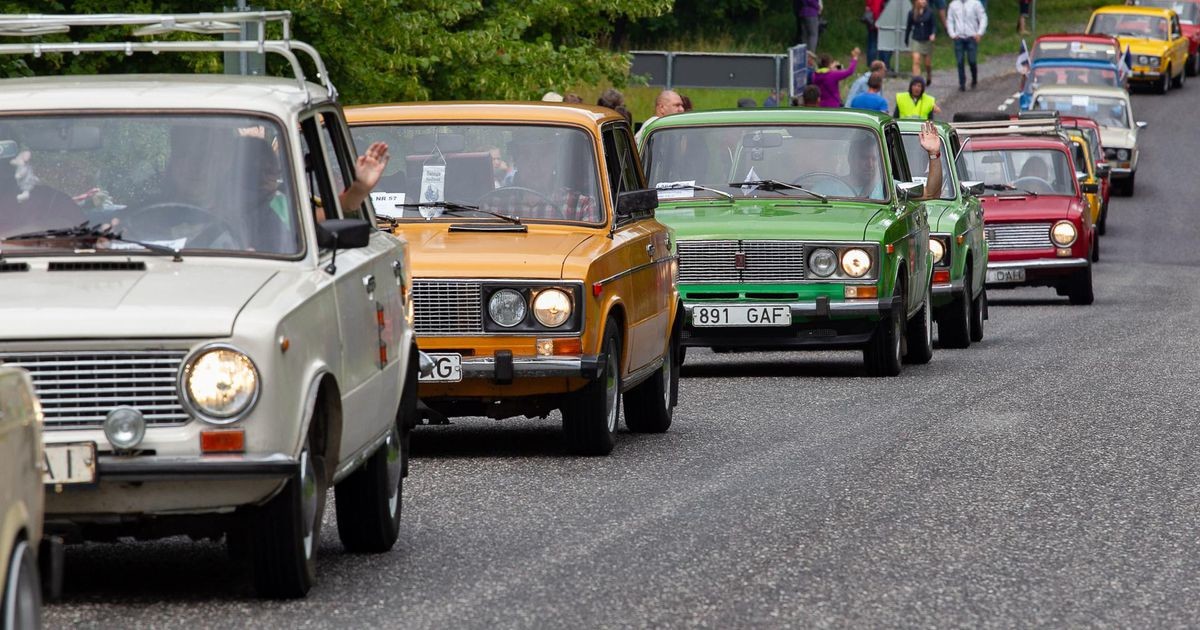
[1172,15,1189,69]
[885,124,927,313]
[950,131,986,292]
[602,122,669,372]
[0,369,37,535]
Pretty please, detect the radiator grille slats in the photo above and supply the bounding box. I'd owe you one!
[412,280,484,335]
[985,223,1053,250]
[677,240,805,284]
[0,351,190,429]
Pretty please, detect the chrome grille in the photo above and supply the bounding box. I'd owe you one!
[985,223,1053,251]
[677,240,805,284]
[412,280,484,335]
[0,351,189,429]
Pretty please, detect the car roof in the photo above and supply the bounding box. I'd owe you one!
[1093,5,1176,17]
[1060,115,1103,129]
[1032,84,1130,99]
[639,108,892,133]
[967,136,1073,151]
[0,74,330,119]
[895,119,952,134]
[345,102,624,127]
[1031,58,1119,69]
[1035,33,1120,45]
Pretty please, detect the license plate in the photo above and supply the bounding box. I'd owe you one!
[43,442,97,485]
[692,305,792,327]
[420,353,463,382]
[986,268,1026,284]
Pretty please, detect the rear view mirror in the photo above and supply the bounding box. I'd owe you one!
[1096,162,1112,176]
[1075,171,1089,182]
[410,133,467,154]
[980,154,1004,164]
[896,181,925,200]
[22,124,102,151]
[616,189,659,220]
[740,131,783,148]
[960,180,985,196]
[1081,182,1099,194]
[1136,121,1148,129]
[316,218,373,250]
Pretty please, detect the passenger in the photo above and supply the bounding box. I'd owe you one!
[0,142,84,238]
[227,136,297,254]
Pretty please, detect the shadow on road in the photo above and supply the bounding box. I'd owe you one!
[56,540,254,602]
[412,423,576,459]
[681,356,867,379]
[987,296,1072,307]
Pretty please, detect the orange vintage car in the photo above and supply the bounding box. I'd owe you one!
[346,103,681,456]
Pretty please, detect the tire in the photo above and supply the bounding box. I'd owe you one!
[1159,69,1170,94]
[335,421,403,553]
[1098,199,1109,235]
[863,303,903,377]
[903,287,934,365]
[1191,52,1200,77]
[623,326,678,433]
[937,272,972,349]
[1067,262,1095,306]
[2,540,41,630]
[250,434,326,599]
[969,287,986,343]
[1091,233,1100,263]
[1126,173,1135,196]
[1173,63,1186,89]
[562,316,621,455]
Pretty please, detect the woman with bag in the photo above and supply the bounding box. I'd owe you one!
[906,0,937,84]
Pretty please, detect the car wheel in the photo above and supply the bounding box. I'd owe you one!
[1159,69,1170,93]
[903,286,934,364]
[2,540,42,630]
[863,302,902,377]
[334,419,403,553]
[250,432,326,598]
[969,287,986,343]
[1099,199,1109,235]
[562,316,621,455]
[623,326,677,433]
[1068,262,1095,306]
[1191,52,1200,76]
[1174,64,1186,89]
[1091,233,1100,263]
[1126,173,1136,196]
[938,272,971,349]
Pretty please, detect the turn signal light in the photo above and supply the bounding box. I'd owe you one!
[553,338,583,355]
[1056,247,1072,257]
[844,285,877,299]
[201,429,245,454]
[933,270,951,284]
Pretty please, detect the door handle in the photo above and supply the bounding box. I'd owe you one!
[646,243,656,257]
[363,274,376,295]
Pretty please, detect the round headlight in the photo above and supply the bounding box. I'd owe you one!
[1051,220,1077,246]
[184,348,259,422]
[809,248,837,277]
[1150,56,1161,66]
[1117,149,1130,161]
[104,407,145,450]
[840,248,872,278]
[488,289,527,327]
[532,288,572,327]
[929,238,946,265]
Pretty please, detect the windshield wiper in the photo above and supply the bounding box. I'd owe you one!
[656,183,734,202]
[983,183,1039,197]
[727,180,828,202]
[399,201,522,225]
[1,222,183,260]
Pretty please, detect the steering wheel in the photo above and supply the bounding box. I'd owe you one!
[477,186,564,220]
[120,202,243,249]
[1010,176,1055,194]
[792,172,857,198]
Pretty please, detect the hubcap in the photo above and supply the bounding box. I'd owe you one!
[661,348,672,409]
[299,449,317,559]
[385,426,402,515]
[923,296,932,349]
[604,349,619,433]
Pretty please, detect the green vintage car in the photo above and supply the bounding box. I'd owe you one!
[896,120,988,348]
[639,109,934,376]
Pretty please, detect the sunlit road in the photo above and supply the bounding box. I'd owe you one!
[46,76,1200,628]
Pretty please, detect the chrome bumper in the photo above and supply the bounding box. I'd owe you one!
[458,354,604,381]
[988,258,1089,271]
[684,296,897,319]
[932,278,964,297]
[95,452,297,482]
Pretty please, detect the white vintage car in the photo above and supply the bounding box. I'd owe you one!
[0,366,44,628]
[0,13,420,598]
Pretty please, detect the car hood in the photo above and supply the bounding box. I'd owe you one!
[979,194,1080,222]
[1099,126,1137,149]
[1121,37,1172,56]
[0,263,276,340]
[658,201,887,242]
[396,224,593,279]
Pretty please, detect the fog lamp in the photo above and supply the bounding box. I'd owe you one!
[104,406,146,451]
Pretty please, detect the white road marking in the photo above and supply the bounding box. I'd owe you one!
[997,92,1022,111]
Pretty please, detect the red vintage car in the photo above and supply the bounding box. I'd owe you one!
[953,118,1098,305]
[1060,116,1112,233]
[1032,33,1123,67]
[1133,0,1200,75]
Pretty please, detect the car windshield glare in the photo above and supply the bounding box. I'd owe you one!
[1137,0,1199,24]
[901,133,955,200]
[959,148,1078,196]
[1034,41,1119,62]
[1033,95,1129,128]
[1091,13,1169,39]
[645,124,888,202]
[350,123,603,225]
[0,115,301,256]
[1032,66,1118,87]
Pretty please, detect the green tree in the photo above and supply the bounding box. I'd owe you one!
[0,0,672,103]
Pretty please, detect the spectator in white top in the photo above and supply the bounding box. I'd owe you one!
[947,0,987,91]
[635,90,684,142]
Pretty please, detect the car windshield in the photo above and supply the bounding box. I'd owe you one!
[1067,128,1103,162]
[1033,40,1120,62]
[1032,65,1119,87]
[959,148,1078,195]
[1136,0,1199,24]
[901,133,954,200]
[1033,95,1130,128]
[644,125,888,201]
[1090,13,1170,39]
[0,115,300,256]
[349,124,603,225]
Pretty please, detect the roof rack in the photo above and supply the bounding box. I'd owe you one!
[950,113,1064,139]
[0,12,336,103]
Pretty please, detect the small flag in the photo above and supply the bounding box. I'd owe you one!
[1016,39,1031,75]
[1120,45,1133,82]
[741,167,760,196]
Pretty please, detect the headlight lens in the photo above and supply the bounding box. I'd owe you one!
[488,289,527,327]
[1051,221,1078,246]
[841,248,872,278]
[1117,149,1130,161]
[184,348,258,422]
[929,238,946,265]
[809,248,837,277]
[1138,55,1148,65]
[1150,56,1161,67]
[532,288,572,327]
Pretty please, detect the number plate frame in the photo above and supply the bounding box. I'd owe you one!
[419,353,463,383]
[43,442,97,486]
[691,305,793,328]
[986,268,1026,284]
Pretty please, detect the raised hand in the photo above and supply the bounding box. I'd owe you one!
[919,121,941,155]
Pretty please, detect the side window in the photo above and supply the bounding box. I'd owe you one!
[600,126,622,202]
[613,125,644,193]
[300,116,339,226]
[1173,16,1182,38]
[315,110,363,220]
[885,126,911,183]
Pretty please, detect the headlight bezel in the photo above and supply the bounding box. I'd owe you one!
[481,282,584,333]
[929,235,951,267]
[532,288,573,328]
[178,344,261,425]
[840,248,873,279]
[808,247,838,278]
[487,288,528,328]
[1051,220,1078,247]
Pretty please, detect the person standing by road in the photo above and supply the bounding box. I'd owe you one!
[864,0,889,66]
[947,0,987,91]
[1018,0,1031,34]
[635,90,685,142]
[849,74,890,112]
[794,0,823,53]
[894,75,942,119]
[812,48,861,107]
[907,0,938,85]
[844,60,888,108]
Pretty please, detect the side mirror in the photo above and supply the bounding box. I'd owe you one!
[896,181,925,201]
[316,218,373,250]
[1096,162,1112,177]
[1136,120,1148,129]
[1081,182,1099,194]
[960,180,985,196]
[615,189,659,220]
[1075,171,1089,183]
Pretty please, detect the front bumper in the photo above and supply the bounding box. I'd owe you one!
[986,258,1088,288]
[95,452,297,482]
[681,296,901,350]
[458,353,603,382]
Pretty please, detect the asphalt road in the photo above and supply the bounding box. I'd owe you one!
[46,79,1200,628]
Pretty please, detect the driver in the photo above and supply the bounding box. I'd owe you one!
[492,134,598,222]
[847,137,886,199]
[1019,156,1050,181]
